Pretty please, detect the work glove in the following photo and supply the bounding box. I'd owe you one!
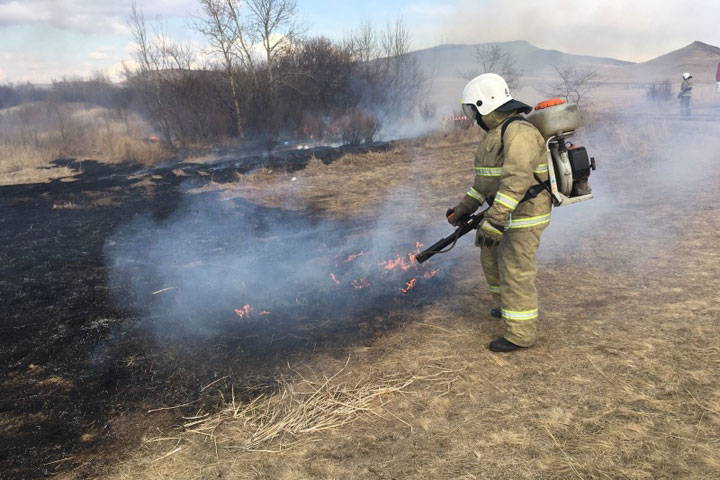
[475,218,505,248]
[446,196,479,226]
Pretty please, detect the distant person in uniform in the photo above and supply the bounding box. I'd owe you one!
[678,72,693,116]
[716,63,720,93]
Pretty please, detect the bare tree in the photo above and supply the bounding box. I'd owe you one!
[127,2,173,144]
[459,44,520,90]
[379,18,426,114]
[246,0,303,94]
[544,65,598,106]
[193,0,247,137]
[345,21,378,63]
[128,2,228,145]
[380,18,410,60]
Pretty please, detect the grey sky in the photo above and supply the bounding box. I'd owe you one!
[0,0,718,83]
[435,0,720,62]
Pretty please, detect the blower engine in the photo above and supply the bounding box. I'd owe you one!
[526,99,596,206]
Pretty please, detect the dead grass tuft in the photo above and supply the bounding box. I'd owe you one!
[183,358,414,453]
[104,356,464,480]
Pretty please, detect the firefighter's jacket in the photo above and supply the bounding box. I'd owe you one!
[680,79,693,97]
[462,110,551,231]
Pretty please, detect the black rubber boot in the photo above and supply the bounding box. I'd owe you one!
[489,337,523,352]
[490,308,502,319]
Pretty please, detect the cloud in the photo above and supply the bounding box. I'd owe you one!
[0,51,65,83]
[89,46,114,60]
[108,59,135,81]
[0,0,197,33]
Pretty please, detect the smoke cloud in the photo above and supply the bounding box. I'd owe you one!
[539,104,720,266]
[105,185,450,337]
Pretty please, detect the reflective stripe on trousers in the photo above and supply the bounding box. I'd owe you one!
[502,308,539,321]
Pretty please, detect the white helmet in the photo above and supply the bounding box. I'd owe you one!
[682,72,692,80]
[461,73,531,120]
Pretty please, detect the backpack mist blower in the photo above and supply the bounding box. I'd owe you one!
[416,99,596,264]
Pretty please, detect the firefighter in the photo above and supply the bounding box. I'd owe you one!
[679,73,693,116]
[447,73,551,352]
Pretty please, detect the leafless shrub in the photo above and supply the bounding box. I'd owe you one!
[646,80,674,103]
[544,66,599,107]
[296,112,331,140]
[338,109,380,145]
[419,102,437,121]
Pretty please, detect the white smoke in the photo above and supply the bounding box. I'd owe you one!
[104,184,451,336]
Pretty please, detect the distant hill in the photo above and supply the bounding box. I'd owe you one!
[619,41,720,83]
[411,40,635,111]
[410,40,720,112]
[412,40,632,79]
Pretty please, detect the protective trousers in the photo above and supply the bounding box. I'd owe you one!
[480,226,544,347]
[680,96,691,116]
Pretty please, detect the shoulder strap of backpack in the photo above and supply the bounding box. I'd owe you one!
[498,116,525,156]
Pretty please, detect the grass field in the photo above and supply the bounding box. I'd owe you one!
[67,115,720,480]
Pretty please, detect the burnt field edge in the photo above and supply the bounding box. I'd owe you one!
[0,141,452,479]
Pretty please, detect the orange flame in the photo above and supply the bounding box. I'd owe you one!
[341,251,366,264]
[351,278,371,289]
[381,253,417,272]
[235,304,253,318]
[382,256,403,270]
[423,269,440,279]
[329,273,341,285]
[401,278,417,293]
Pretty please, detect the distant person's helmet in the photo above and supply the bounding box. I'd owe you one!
[461,73,531,122]
[682,72,692,80]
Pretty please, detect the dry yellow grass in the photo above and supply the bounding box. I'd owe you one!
[89,116,720,480]
[0,102,170,185]
[191,130,484,220]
